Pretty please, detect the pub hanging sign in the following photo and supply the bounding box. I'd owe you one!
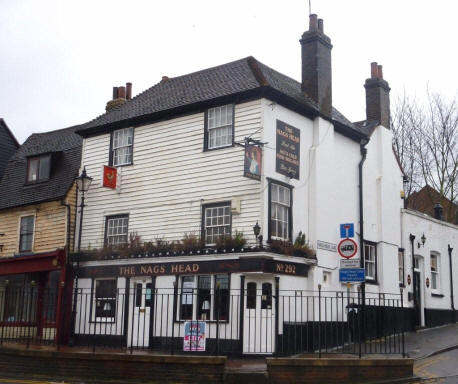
[244,145,262,181]
[276,120,300,179]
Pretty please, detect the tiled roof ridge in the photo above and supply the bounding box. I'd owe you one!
[84,57,256,127]
[31,123,83,137]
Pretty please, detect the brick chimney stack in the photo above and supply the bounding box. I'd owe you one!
[106,82,133,112]
[364,62,391,128]
[300,14,333,118]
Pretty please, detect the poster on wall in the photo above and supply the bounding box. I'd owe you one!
[244,145,262,181]
[183,321,206,352]
[275,120,300,179]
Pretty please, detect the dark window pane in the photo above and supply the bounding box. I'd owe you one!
[27,159,39,182]
[135,283,142,307]
[261,283,272,309]
[145,283,152,307]
[214,275,230,321]
[197,276,211,320]
[95,279,117,318]
[247,282,256,309]
[39,155,51,180]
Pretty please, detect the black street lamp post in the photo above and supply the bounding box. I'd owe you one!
[70,167,92,344]
[75,167,93,252]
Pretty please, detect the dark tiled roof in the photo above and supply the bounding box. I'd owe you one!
[78,57,366,139]
[0,125,82,210]
[0,119,20,181]
[353,120,379,136]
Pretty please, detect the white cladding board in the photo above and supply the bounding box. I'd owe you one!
[80,100,263,248]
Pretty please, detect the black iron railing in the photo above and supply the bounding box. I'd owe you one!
[0,284,407,357]
[69,286,407,357]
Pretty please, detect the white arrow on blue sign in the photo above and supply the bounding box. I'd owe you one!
[340,223,354,238]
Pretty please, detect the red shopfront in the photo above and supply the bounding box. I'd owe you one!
[0,249,70,344]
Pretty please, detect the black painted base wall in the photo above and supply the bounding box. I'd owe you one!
[279,306,415,355]
[424,308,457,328]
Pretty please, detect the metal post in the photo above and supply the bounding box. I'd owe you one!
[216,284,220,356]
[26,281,35,349]
[448,245,455,323]
[239,276,245,356]
[400,288,405,357]
[274,277,279,356]
[318,284,322,358]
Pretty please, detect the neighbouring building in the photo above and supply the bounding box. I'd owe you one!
[0,125,82,342]
[407,185,458,225]
[0,118,19,182]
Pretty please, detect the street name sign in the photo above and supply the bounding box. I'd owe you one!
[339,268,365,282]
[340,259,360,268]
[317,240,337,252]
[337,238,358,259]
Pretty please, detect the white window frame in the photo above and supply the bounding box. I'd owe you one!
[398,249,405,285]
[270,183,291,241]
[206,105,233,150]
[430,253,440,293]
[105,215,129,246]
[112,127,134,166]
[18,214,36,253]
[364,242,377,282]
[93,278,117,323]
[203,204,231,246]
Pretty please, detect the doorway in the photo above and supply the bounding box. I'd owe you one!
[127,277,153,348]
[243,276,276,354]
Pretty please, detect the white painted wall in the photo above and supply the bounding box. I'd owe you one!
[402,209,458,315]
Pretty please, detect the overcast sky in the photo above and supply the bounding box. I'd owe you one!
[1,0,457,144]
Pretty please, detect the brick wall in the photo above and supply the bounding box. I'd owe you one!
[0,348,226,383]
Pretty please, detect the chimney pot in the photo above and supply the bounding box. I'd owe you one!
[161,76,169,83]
[434,202,443,220]
[126,82,132,100]
[371,62,378,78]
[118,86,126,99]
[318,19,324,33]
[112,87,118,100]
[309,14,318,31]
[365,62,391,128]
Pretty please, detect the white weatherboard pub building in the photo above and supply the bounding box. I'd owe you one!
[71,15,458,355]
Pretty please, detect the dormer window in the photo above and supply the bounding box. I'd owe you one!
[27,155,51,183]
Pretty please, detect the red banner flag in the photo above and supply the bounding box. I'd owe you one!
[103,165,117,189]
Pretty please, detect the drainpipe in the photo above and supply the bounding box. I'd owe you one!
[410,234,416,328]
[358,139,368,340]
[449,244,455,322]
[358,141,368,271]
